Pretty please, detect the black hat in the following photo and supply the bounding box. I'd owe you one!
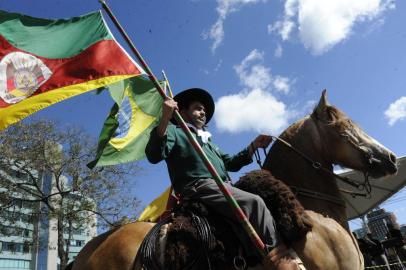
[172,88,215,124]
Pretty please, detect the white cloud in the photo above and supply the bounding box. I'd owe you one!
[268,19,295,41]
[215,89,290,133]
[234,50,272,90]
[384,96,406,126]
[268,0,395,55]
[205,0,268,52]
[233,49,293,93]
[214,59,223,72]
[273,75,291,93]
[206,19,224,53]
[267,0,298,41]
[274,43,283,58]
[202,59,223,75]
[284,0,299,17]
[215,49,295,134]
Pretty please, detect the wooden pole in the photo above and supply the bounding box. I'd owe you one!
[99,0,267,257]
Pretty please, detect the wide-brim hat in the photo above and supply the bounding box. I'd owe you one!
[171,88,215,125]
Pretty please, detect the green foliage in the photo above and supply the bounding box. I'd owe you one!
[0,119,141,269]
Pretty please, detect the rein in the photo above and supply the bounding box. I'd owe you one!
[253,135,372,201]
[253,146,267,169]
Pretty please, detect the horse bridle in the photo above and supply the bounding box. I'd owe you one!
[272,135,371,198]
[254,115,373,203]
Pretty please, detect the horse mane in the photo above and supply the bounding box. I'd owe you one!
[281,105,356,141]
[325,105,355,129]
[280,118,307,139]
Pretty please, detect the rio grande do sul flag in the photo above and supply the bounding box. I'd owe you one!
[0,10,144,131]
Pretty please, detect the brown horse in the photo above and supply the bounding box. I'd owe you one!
[264,90,397,229]
[72,91,398,270]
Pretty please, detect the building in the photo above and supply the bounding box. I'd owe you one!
[367,207,400,241]
[353,227,368,239]
[0,167,97,270]
[401,224,406,239]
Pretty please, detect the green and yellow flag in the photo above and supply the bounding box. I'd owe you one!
[88,76,164,168]
[0,10,144,130]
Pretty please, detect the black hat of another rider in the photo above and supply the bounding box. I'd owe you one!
[171,88,215,125]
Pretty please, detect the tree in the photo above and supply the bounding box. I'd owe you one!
[0,119,140,270]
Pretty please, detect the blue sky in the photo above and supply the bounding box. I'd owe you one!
[1,0,405,231]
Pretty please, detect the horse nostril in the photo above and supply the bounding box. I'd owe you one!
[389,152,397,164]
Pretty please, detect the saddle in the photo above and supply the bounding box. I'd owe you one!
[139,170,313,270]
[139,200,259,270]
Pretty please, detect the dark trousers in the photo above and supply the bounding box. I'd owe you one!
[182,178,277,255]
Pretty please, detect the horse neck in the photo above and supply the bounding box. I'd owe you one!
[264,116,349,228]
[264,116,335,189]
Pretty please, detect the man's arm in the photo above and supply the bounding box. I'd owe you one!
[248,135,273,157]
[145,99,178,164]
[219,134,273,172]
[156,99,178,137]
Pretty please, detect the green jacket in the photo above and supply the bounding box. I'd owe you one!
[145,124,253,194]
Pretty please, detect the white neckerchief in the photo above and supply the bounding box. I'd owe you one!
[186,123,212,144]
[197,129,212,144]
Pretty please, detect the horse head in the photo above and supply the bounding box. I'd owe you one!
[264,89,398,227]
[311,90,398,178]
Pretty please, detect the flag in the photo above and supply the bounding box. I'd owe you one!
[138,186,177,222]
[0,10,144,130]
[87,76,164,168]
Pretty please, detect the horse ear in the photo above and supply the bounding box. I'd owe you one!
[312,89,331,120]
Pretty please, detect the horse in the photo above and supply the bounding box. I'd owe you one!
[72,90,398,270]
[263,90,397,230]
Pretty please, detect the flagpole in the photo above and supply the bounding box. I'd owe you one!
[99,0,267,257]
[162,70,174,98]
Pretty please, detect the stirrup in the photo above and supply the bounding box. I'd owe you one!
[288,248,306,270]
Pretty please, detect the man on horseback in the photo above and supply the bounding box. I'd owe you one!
[145,88,299,269]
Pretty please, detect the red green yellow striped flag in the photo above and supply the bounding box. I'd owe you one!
[0,10,144,131]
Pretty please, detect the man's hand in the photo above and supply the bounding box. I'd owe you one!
[249,134,273,156]
[162,99,178,121]
[157,99,178,137]
[252,134,273,149]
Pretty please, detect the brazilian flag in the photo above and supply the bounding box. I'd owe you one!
[88,76,164,168]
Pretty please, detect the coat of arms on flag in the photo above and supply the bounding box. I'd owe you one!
[1,51,52,104]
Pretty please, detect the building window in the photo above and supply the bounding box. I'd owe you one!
[23,242,30,254]
[64,228,85,235]
[22,201,36,210]
[0,258,30,268]
[68,240,84,247]
[0,225,33,238]
[1,210,34,224]
[12,199,23,209]
[0,242,29,254]
[1,242,16,253]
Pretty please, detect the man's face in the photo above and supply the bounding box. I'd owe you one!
[181,101,206,129]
